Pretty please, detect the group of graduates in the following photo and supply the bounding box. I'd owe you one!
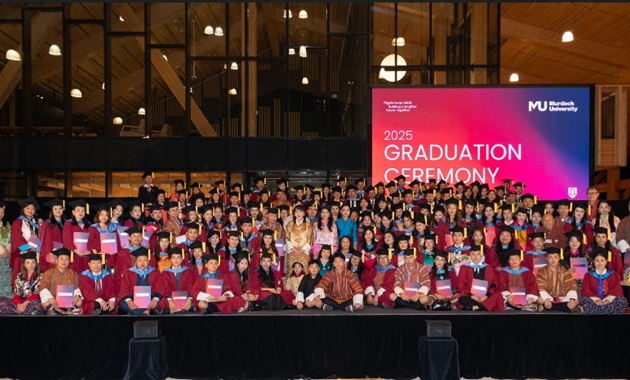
[0,171,628,316]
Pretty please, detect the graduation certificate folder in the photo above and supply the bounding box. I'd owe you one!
[436,279,452,297]
[100,233,118,254]
[172,291,188,309]
[205,278,224,298]
[510,286,527,305]
[532,256,547,275]
[570,257,588,280]
[56,285,74,308]
[117,226,129,247]
[403,281,420,297]
[134,286,152,308]
[73,232,89,252]
[470,279,488,297]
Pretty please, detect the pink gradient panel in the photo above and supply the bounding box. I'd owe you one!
[372,87,591,200]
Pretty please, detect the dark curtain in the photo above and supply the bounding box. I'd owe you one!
[1,313,630,379]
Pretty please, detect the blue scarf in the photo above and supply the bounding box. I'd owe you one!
[129,266,155,278]
[164,266,189,275]
[466,261,488,270]
[200,271,220,279]
[435,268,446,275]
[448,245,471,253]
[195,259,203,265]
[502,266,529,275]
[375,264,395,273]
[81,269,110,281]
[18,215,39,230]
[123,245,141,252]
[526,250,546,256]
[93,223,116,233]
[589,270,613,299]
[159,251,168,257]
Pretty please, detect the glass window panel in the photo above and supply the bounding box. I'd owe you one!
[0,5,22,19]
[70,23,104,137]
[151,3,185,45]
[36,172,65,197]
[190,3,226,58]
[110,3,144,33]
[0,22,21,135]
[228,3,243,58]
[69,171,105,198]
[150,48,186,137]
[190,59,227,137]
[190,172,226,198]
[71,3,103,20]
[289,3,327,47]
[257,3,286,57]
[110,171,187,198]
[0,171,25,199]
[110,36,145,137]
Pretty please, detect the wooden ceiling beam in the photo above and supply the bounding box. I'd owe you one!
[501,16,630,70]
[0,11,59,109]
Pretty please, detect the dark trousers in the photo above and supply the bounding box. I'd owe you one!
[322,298,353,310]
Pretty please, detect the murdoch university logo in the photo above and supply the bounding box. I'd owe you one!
[528,101,548,112]
[568,187,578,199]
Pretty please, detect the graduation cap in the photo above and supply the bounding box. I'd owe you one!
[409,179,421,187]
[331,186,342,193]
[470,244,485,254]
[320,244,332,252]
[414,214,429,225]
[18,197,40,210]
[515,207,530,215]
[499,225,515,234]
[142,171,153,178]
[434,249,449,262]
[131,247,149,258]
[505,249,522,259]
[164,201,179,210]
[109,198,128,210]
[346,184,358,192]
[190,182,201,189]
[433,205,445,214]
[521,193,536,202]
[565,229,587,244]
[67,199,88,212]
[276,178,288,186]
[227,230,240,239]
[513,182,524,188]
[397,235,411,243]
[231,183,242,190]
[43,198,64,210]
[156,231,172,242]
[19,243,38,261]
[259,229,274,237]
[594,227,611,240]
[188,241,203,250]
[127,226,143,235]
[333,252,347,262]
[394,174,406,182]
[208,187,220,195]
[203,252,220,264]
[239,217,254,225]
[380,210,395,220]
[87,253,104,263]
[545,247,561,257]
[214,179,225,186]
[528,232,546,240]
[374,182,385,188]
[293,185,304,192]
[321,183,332,189]
[181,205,196,214]
[499,203,515,212]
[386,181,396,189]
[167,247,184,258]
[173,179,185,186]
[590,246,611,262]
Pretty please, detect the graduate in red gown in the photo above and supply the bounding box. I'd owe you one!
[189,253,247,314]
[158,248,196,313]
[522,232,547,273]
[123,200,145,230]
[428,250,459,311]
[63,200,92,274]
[456,244,505,312]
[580,246,629,315]
[79,254,116,315]
[113,226,144,294]
[117,247,162,315]
[39,198,66,273]
[592,227,623,280]
[496,249,539,311]
[10,197,40,282]
[248,252,294,310]
[87,205,121,268]
[364,249,396,308]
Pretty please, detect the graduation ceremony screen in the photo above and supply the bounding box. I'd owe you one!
[371,86,592,200]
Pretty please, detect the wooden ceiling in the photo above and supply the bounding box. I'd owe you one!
[1,2,630,125]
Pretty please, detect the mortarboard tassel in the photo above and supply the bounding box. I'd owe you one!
[410,211,415,219]
[70,250,74,263]
[148,249,151,261]
[361,253,365,263]
[582,233,587,245]
[560,248,564,260]
[388,248,393,261]
[569,202,573,212]
[409,235,413,245]
[36,252,39,264]
[608,251,612,262]
[109,207,113,218]
[218,254,221,266]
[141,203,144,213]
[86,203,90,214]
[534,196,537,204]
[198,224,202,234]
[102,254,106,265]
[480,245,484,255]
[463,228,467,239]
[412,247,417,259]
[169,232,173,242]
[202,242,206,252]
[62,200,65,210]
[520,250,524,261]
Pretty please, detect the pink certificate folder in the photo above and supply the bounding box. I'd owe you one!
[570,257,588,280]
[73,232,89,252]
[510,286,527,305]
[436,279,452,297]
[172,291,188,309]
[28,235,41,250]
[100,233,118,254]
[56,285,74,308]
[205,279,224,298]
[471,279,488,297]
[403,281,420,297]
[117,227,129,247]
[134,286,152,308]
[532,256,547,275]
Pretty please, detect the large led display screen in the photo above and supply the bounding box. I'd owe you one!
[372,87,591,200]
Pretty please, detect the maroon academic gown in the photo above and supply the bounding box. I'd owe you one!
[248,268,294,305]
[79,270,116,315]
[496,268,539,300]
[522,251,547,273]
[158,266,197,310]
[10,217,37,281]
[113,247,138,295]
[117,268,162,307]
[429,221,448,250]
[365,266,396,307]
[189,272,245,313]
[63,220,91,273]
[483,246,502,271]
[581,271,624,298]
[180,225,208,243]
[87,225,122,268]
[39,220,63,273]
[456,264,505,312]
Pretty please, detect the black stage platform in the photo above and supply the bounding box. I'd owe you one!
[1,308,629,380]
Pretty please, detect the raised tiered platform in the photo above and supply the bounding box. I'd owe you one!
[1,309,629,379]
